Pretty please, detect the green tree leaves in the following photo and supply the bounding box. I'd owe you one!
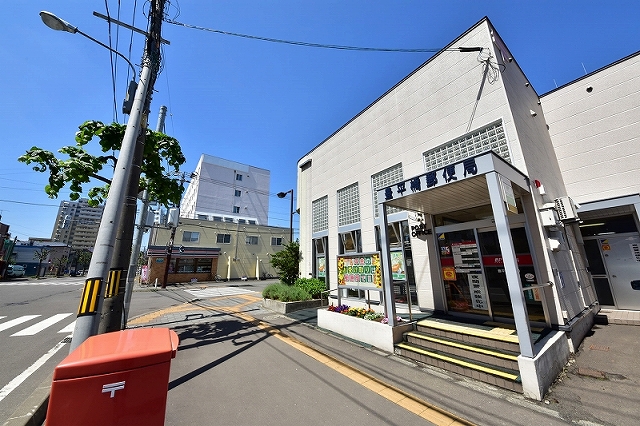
[18,120,186,207]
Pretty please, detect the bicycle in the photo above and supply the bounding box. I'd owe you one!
[261,272,273,280]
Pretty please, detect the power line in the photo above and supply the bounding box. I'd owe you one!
[165,18,453,53]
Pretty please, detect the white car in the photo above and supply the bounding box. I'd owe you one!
[6,265,26,278]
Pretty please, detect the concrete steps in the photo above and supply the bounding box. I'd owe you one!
[395,317,524,392]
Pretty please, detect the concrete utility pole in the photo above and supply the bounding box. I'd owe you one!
[69,0,166,352]
[123,105,166,327]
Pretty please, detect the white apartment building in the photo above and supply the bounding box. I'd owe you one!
[180,154,271,225]
[295,17,640,400]
[51,199,104,250]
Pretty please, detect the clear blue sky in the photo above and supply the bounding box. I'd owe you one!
[1,1,638,242]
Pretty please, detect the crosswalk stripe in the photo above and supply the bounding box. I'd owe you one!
[58,321,76,334]
[184,287,257,298]
[11,313,74,336]
[0,315,40,332]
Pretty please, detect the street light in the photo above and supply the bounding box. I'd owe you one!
[40,11,137,77]
[41,10,158,352]
[277,189,294,243]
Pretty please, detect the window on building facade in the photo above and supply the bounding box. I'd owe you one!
[173,258,212,273]
[248,220,257,225]
[197,214,208,220]
[217,234,231,244]
[233,206,240,213]
[213,216,223,222]
[182,231,200,242]
[371,163,404,218]
[238,219,246,224]
[236,173,243,181]
[246,235,259,245]
[337,183,360,227]
[339,230,362,254]
[224,217,234,223]
[423,120,510,171]
[271,237,283,246]
[312,196,328,233]
[235,190,242,197]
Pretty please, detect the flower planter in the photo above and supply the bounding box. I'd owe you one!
[262,298,323,314]
[317,309,414,353]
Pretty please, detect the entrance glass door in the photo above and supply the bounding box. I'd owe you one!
[438,229,489,316]
[437,225,545,322]
[477,228,545,322]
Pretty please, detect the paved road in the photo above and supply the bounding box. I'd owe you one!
[0,277,82,422]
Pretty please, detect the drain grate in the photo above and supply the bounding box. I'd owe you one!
[589,344,610,352]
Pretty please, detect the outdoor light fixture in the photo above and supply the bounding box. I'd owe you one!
[277,189,294,243]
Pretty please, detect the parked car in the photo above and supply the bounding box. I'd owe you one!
[6,265,26,278]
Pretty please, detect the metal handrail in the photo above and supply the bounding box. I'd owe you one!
[522,281,553,291]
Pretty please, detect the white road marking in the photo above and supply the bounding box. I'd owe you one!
[11,313,74,336]
[184,287,257,298]
[58,321,76,334]
[0,337,70,402]
[0,315,40,333]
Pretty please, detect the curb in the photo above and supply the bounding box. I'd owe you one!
[2,374,51,426]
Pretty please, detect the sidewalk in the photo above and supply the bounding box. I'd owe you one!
[6,283,640,426]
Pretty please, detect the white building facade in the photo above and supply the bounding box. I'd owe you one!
[180,154,271,225]
[294,17,635,399]
[541,51,640,311]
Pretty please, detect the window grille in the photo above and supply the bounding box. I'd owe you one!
[371,163,403,217]
[423,121,510,172]
[337,183,360,227]
[312,196,328,233]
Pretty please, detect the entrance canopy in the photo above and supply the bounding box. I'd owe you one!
[376,150,539,358]
[377,151,530,217]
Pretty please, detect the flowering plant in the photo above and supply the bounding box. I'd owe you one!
[327,304,385,321]
[380,316,404,324]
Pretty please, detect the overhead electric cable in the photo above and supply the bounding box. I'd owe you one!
[164,18,479,53]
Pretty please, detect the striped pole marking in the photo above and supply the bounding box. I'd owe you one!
[105,269,123,298]
[78,278,103,316]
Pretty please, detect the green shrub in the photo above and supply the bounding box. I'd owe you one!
[294,277,327,299]
[262,283,311,302]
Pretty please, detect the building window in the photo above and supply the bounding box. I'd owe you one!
[312,196,329,233]
[238,219,246,224]
[371,164,404,217]
[235,190,242,197]
[271,237,283,246]
[248,220,257,225]
[217,234,231,244]
[197,214,208,220]
[224,217,234,223]
[337,183,360,227]
[246,236,259,245]
[423,120,510,172]
[173,258,212,273]
[213,216,223,222]
[182,231,200,242]
[339,230,362,254]
[236,173,243,181]
[233,206,240,214]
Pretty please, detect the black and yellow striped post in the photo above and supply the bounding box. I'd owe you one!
[106,268,124,298]
[77,278,104,317]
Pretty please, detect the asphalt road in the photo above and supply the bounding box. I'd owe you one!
[0,276,82,423]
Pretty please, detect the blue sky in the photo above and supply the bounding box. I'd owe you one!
[1,1,639,242]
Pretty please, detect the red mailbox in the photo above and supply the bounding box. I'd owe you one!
[46,328,179,426]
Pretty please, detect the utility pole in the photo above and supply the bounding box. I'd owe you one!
[69,0,166,352]
[123,105,166,327]
[161,171,187,288]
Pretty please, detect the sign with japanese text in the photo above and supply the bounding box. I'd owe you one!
[468,273,488,310]
[337,252,382,290]
[390,251,406,281]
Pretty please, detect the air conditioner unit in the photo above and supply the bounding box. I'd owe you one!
[554,197,579,222]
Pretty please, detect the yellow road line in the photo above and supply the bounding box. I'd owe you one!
[131,294,474,426]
